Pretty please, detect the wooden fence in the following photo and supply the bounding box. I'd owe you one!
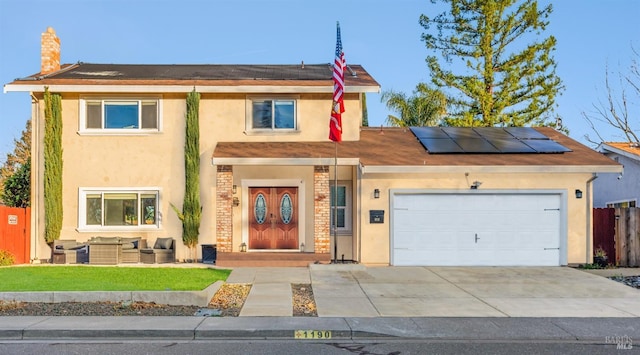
[0,206,31,264]
[593,207,640,267]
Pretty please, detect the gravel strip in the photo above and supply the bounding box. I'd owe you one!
[292,283,317,317]
[609,275,640,289]
[207,283,251,317]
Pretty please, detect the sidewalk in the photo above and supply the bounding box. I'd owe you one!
[2,316,639,341]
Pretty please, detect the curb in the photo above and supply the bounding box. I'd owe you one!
[1,317,637,342]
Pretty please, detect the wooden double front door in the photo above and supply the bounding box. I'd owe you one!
[249,187,298,250]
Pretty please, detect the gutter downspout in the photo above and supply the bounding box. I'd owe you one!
[30,93,40,263]
[586,173,598,263]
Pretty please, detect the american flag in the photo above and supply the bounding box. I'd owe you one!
[329,22,345,143]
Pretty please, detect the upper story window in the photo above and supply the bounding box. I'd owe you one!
[247,97,297,132]
[80,98,161,133]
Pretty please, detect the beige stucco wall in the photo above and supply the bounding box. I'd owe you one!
[358,172,595,266]
[30,91,363,262]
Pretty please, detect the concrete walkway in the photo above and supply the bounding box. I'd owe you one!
[228,265,640,318]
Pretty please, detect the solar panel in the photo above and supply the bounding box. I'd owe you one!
[410,127,449,139]
[522,139,572,153]
[442,127,481,139]
[416,138,465,153]
[490,138,537,153]
[409,127,571,154]
[473,127,515,140]
[504,127,548,139]
[454,138,500,153]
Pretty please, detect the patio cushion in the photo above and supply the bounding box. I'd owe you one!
[120,238,141,249]
[91,236,120,244]
[121,242,135,250]
[54,240,85,250]
[154,238,173,250]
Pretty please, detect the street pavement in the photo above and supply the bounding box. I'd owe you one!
[0,265,639,341]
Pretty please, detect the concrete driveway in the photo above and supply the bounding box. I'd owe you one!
[228,265,640,317]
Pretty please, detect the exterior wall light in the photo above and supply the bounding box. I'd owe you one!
[232,197,240,206]
[374,189,380,199]
[575,189,583,199]
[232,185,237,194]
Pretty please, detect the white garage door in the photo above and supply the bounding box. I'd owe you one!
[392,193,563,266]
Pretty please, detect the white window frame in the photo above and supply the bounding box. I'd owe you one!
[245,96,299,134]
[77,187,161,232]
[330,181,352,234]
[79,96,162,134]
[605,199,637,208]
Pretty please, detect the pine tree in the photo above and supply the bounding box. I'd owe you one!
[172,89,201,260]
[421,0,563,127]
[0,120,31,204]
[3,159,30,208]
[43,88,63,245]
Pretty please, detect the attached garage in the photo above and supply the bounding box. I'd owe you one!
[391,191,566,266]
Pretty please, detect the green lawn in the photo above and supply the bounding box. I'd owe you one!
[0,266,231,291]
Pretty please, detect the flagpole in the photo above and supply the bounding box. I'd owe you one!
[333,141,338,264]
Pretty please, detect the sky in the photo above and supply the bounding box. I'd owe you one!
[0,0,638,160]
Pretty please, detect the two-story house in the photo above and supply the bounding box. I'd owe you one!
[4,28,622,267]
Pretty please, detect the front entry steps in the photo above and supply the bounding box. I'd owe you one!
[216,252,331,267]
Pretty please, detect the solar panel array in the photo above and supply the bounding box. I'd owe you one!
[410,127,572,154]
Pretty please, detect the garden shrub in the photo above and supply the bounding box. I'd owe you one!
[0,250,15,266]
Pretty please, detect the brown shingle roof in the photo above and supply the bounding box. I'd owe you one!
[7,63,379,89]
[602,142,640,159]
[213,127,621,170]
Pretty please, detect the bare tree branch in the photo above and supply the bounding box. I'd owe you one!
[582,44,640,145]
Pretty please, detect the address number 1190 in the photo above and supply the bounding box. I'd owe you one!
[294,330,332,339]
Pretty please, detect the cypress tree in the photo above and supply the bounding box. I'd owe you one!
[361,93,369,127]
[172,89,201,259]
[43,87,63,245]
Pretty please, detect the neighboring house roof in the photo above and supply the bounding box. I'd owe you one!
[3,63,380,93]
[598,142,640,161]
[213,127,623,174]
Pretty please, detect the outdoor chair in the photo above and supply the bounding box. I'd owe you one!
[120,237,147,263]
[52,239,88,264]
[140,238,175,264]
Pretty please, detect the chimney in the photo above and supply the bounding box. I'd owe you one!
[41,27,60,75]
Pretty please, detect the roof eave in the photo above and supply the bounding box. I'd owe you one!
[360,165,624,174]
[4,83,380,94]
[598,143,640,161]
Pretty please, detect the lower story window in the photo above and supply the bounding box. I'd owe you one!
[81,189,158,229]
[330,182,352,234]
